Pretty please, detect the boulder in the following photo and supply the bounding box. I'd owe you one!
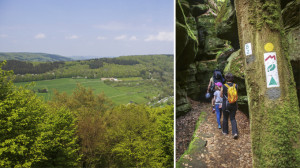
[215,0,239,49]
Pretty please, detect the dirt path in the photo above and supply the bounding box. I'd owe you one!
[176,101,252,167]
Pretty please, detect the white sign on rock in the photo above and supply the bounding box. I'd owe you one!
[264,52,280,88]
[245,43,252,56]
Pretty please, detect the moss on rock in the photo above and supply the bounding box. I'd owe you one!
[224,49,244,79]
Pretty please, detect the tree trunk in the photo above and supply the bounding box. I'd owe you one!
[235,0,300,167]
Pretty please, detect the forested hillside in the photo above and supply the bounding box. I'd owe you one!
[2,54,173,106]
[0,53,174,167]
[0,52,73,62]
[2,54,173,82]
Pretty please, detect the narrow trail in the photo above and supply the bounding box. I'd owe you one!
[177,100,252,167]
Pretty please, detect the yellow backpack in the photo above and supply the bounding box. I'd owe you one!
[224,83,238,103]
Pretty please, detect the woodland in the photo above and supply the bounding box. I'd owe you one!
[0,54,174,167]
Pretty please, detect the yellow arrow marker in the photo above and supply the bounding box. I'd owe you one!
[264,43,274,52]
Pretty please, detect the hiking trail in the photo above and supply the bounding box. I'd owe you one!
[176,100,252,167]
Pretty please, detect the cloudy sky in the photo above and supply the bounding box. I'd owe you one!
[0,0,174,57]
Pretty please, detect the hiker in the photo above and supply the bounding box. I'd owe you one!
[221,73,238,139]
[206,69,225,112]
[212,82,223,129]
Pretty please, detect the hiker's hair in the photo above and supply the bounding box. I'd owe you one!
[225,73,234,82]
[215,85,221,91]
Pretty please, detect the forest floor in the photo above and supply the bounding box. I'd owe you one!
[176,99,252,168]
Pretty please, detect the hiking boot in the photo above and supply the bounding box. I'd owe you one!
[222,131,228,135]
[233,134,238,139]
[218,125,221,129]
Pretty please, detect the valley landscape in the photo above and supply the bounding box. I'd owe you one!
[0,52,174,167]
[4,52,174,106]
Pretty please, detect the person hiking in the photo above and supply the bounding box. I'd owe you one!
[206,69,225,113]
[212,82,223,129]
[220,73,238,139]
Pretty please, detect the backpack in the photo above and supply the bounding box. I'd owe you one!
[224,83,238,104]
[214,70,222,80]
[210,70,224,93]
[213,70,225,84]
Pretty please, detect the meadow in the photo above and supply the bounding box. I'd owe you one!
[15,77,160,105]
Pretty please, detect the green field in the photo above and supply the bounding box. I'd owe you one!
[15,78,159,105]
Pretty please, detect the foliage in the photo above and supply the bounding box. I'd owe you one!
[50,85,174,167]
[50,85,113,167]
[0,61,14,101]
[104,104,174,168]
[1,60,64,74]
[0,65,79,167]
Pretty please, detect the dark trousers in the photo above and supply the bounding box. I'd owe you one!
[222,108,238,135]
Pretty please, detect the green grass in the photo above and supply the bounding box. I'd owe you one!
[118,77,143,81]
[15,78,158,105]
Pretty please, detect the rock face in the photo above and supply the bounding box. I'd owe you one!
[176,0,240,117]
[176,0,198,116]
[176,0,300,117]
[282,1,300,102]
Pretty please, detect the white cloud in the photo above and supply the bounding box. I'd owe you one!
[66,35,79,39]
[34,33,46,39]
[0,34,8,38]
[129,36,137,41]
[145,32,174,42]
[97,36,107,40]
[114,35,127,40]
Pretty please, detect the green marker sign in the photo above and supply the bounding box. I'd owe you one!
[264,52,280,88]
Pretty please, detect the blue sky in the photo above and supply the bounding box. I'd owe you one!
[0,0,174,57]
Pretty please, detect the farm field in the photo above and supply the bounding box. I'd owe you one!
[15,77,159,105]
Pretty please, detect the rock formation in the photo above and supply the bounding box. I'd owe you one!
[176,0,300,117]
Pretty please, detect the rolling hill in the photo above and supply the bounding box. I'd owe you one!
[0,52,73,62]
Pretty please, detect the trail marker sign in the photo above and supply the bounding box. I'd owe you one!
[264,52,280,88]
[245,43,252,56]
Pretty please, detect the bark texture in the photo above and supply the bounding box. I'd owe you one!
[235,0,300,167]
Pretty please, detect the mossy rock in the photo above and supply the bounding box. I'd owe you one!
[196,60,218,72]
[176,21,190,58]
[282,1,299,30]
[286,27,300,61]
[237,96,249,117]
[177,64,197,83]
[186,82,201,100]
[176,83,192,117]
[197,15,216,36]
[176,104,192,117]
[176,0,198,70]
[224,49,244,79]
[186,17,198,34]
[177,38,198,70]
[195,60,218,100]
[215,0,240,49]
[178,0,193,18]
[176,97,189,106]
[191,4,209,17]
[203,36,226,59]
